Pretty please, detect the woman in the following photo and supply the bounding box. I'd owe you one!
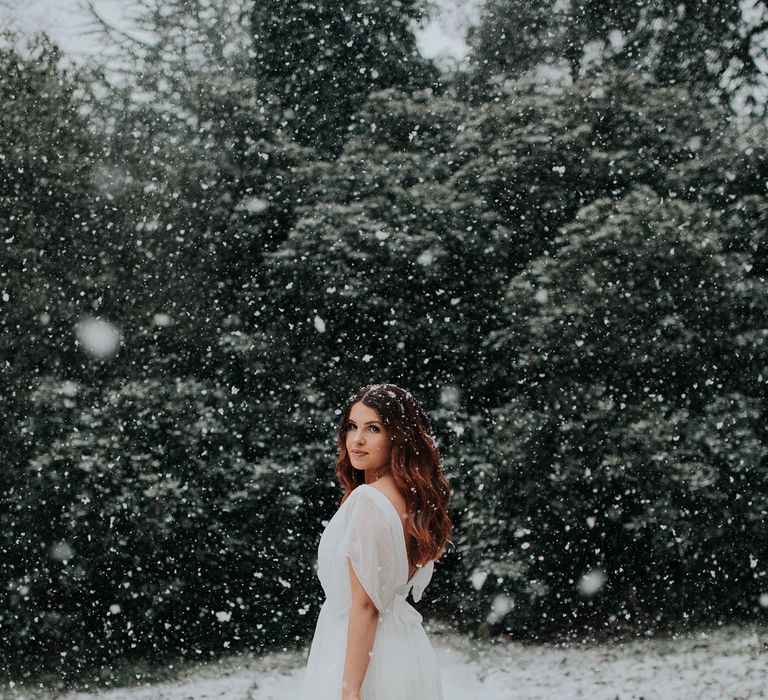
[299,383,452,700]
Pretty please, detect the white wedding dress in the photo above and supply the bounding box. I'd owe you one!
[298,483,443,700]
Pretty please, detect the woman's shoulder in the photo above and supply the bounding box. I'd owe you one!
[348,482,399,510]
[340,486,400,536]
[349,482,388,504]
[357,482,407,521]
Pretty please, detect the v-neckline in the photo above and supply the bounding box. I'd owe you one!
[356,484,418,585]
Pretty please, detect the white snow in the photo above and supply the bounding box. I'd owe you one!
[7,624,764,700]
[577,569,607,596]
[74,317,122,358]
[49,541,74,562]
[235,197,270,214]
[470,570,488,590]
[417,250,435,266]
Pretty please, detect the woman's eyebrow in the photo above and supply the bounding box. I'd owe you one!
[348,420,382,425]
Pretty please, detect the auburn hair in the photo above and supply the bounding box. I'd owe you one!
[336,383,452,567]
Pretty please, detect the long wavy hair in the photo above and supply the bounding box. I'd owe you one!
[336,383,452,567]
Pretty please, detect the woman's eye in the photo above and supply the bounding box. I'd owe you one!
[369,426,379,432]
[347,423,356,430]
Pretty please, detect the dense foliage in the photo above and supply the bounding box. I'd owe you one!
[468,0,768,121]
[2,0,768,682]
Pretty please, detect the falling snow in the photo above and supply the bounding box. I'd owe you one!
[2,0,768,696]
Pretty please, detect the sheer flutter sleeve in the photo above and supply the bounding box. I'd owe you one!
[336,489,398,613]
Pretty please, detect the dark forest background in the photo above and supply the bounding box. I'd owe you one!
[2,0,768,684]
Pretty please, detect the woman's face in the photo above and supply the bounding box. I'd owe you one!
[346,401,392,472]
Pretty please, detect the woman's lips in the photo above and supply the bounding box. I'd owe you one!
[351,451,368,456]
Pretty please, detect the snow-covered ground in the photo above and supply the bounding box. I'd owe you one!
[6,623,766,700]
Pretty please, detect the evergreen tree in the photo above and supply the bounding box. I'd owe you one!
[84,0,313,384]
[457,185,768,637]
[249,0,440,156]
[0,34,108,383]
[467,0,767,118]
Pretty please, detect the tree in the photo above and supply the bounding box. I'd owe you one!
[249,0,440,156]
[461,183,768,635]
[467,0,768,120]
[83,0,314,383]
[2,375,325,673]
[0,34,109,374]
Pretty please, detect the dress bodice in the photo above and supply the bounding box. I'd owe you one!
[316,484,435,625]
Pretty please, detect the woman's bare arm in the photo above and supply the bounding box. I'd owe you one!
[341,558,380,700]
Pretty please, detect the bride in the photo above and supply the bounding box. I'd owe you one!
[299,383,453,700]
